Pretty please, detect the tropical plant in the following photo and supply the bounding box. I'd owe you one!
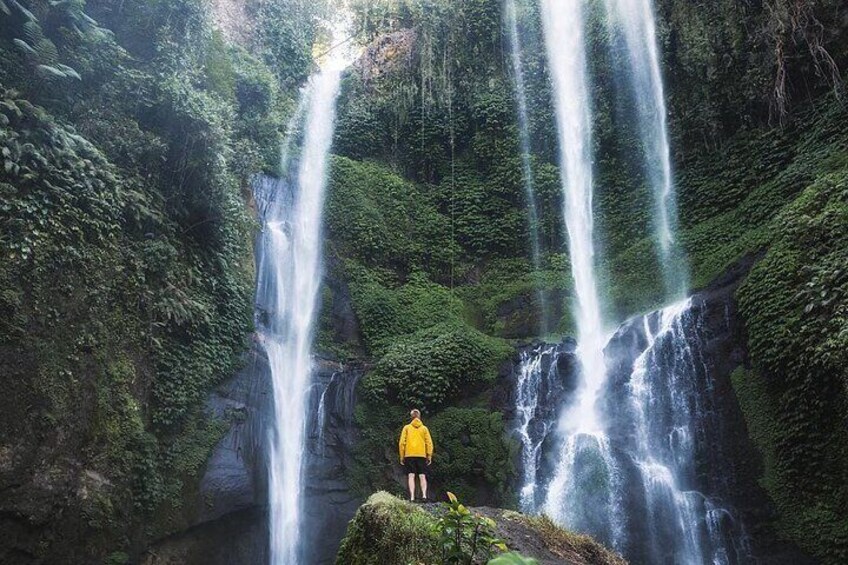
[434,491,508,564]
[487,553,539,565]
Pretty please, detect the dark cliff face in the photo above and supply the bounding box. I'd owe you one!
[141,351,364,565]
[302,363,365,565]
[142,349,272,565]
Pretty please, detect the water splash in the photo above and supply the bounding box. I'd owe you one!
[618,299,750,563]
[538,0,619,546]
[604,0,687,297]
[255,67,342,565]
[539,0,606,436]
[514,344,574,511]
[504,0,549,334]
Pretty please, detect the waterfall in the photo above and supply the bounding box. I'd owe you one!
[504,0,549,334]
[538,0,621,546]
[513,342,577,512]
[603,0,687,297]
[254,67,342,565]
[513,298,752,562]
[605,299,751,563]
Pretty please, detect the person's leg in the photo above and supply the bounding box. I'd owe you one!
[407,473,416,501]
[419,473,428,501]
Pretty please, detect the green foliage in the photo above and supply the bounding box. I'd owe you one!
[335,492,440,565]
[488,553,539,565]
[0,0,315,559]
[427,409,517,505]
[734,171,848,563]
[365,322,511,410]
[326,157,454,279]
[435,491,508,564]
[255,0,324,88]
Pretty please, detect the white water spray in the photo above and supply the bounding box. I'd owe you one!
[256,67,341,565]
[604,0,687,296]
[539,0,620,545]
[504,0,549,334]
[254,17,356,563]
[539,0,606,434]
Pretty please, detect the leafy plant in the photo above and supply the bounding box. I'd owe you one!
[487,553,539,565]
[435,491,508,564]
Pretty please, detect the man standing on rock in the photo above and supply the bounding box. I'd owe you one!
[398,408,434,502]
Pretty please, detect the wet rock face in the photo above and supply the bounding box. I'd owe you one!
[503,339,580,510]
[354,29,417,84]
[143,348,272,565]
[302,361,365,565]
[142,352,364,565]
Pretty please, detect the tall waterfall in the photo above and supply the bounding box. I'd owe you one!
[604,0,687,296]
[537,0,622,545]
[504,0,549,334]
[254,67,342,565]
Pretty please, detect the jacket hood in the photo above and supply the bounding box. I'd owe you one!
[411,418,423,428]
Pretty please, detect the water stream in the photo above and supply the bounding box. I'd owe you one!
[254,67,342,565]
[504,0,550,334]
[514,299,752,563]
[603,0,687,297]
[538,0,622,546]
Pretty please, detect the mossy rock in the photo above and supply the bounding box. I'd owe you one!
[335,492,439,564]
[335,492,626,564]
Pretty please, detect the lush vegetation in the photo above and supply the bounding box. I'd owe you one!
[335,491,624,565]
[1,0,847,562]
[324,0,848,562]
[0,0,322,561]
[335,491,440,564]
[733,168,848,561]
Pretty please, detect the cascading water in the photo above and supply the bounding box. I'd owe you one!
[504,0,549,334]
[515,297,753,563]
[513,342,577,511]
[537,0,622,547]
[602,299,752,563]
[254,66,342,565]
[603,0,687,297]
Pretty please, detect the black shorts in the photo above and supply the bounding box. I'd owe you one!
[404,457,428,475]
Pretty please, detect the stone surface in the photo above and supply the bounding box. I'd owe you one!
[141,349,365,565]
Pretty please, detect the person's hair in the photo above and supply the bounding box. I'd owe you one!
[410,409,421,419]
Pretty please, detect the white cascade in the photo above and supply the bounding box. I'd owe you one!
[255,66,342,565]
[504,0,549,333]
[604,0,687,296]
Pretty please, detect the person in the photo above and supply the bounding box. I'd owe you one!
[398,408,434,502]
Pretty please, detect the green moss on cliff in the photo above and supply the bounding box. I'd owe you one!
[733,170,848,563]
[336,492,625,565]
[0,0,322,560]
[335,492,439,565]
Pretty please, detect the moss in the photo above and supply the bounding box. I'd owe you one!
[335,492,439,565]
[732,169,848,563]
[427,408,518,505]
[514,514,626,565]
[336,493,624,565]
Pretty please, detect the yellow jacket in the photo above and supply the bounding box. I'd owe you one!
[398,418,434,460]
